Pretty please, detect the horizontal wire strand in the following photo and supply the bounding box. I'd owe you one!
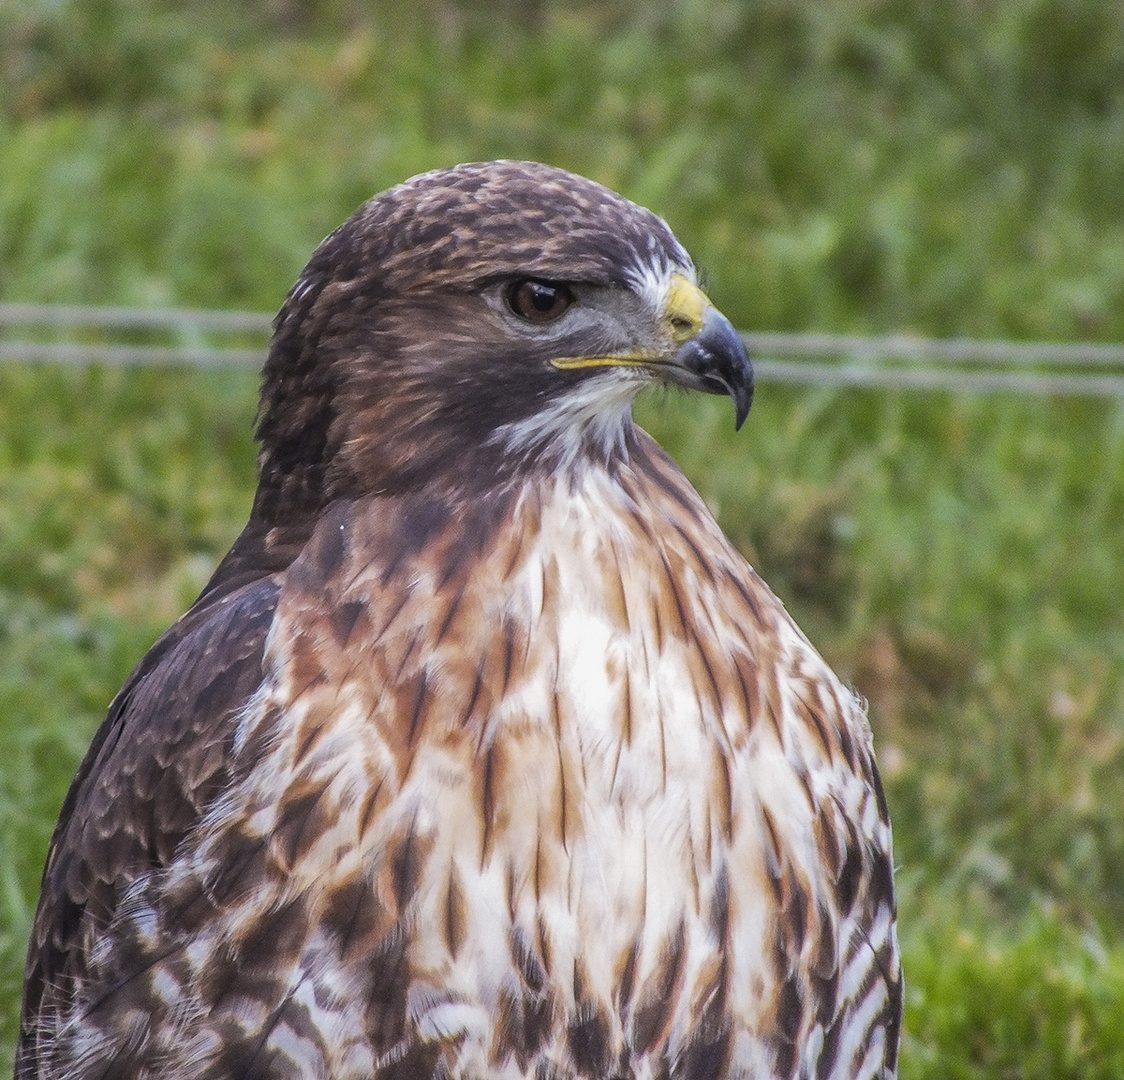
[3,304,1124,395]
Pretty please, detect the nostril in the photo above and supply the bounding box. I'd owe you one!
[670,315,698,340]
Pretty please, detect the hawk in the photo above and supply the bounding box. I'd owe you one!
[18,161,901,1079]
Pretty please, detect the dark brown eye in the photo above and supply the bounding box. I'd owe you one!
[505,279,574,323]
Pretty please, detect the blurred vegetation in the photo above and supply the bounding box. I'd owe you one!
[2,0,1124,1074]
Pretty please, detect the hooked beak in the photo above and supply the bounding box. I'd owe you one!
[551,274,754,431]
[668,301,754,431]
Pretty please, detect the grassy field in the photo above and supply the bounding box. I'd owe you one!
[2,1,1124,1074]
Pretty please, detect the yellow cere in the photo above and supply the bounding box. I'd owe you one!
[663,273,711,343]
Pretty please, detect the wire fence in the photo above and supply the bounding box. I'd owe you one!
[4,302,1124,396]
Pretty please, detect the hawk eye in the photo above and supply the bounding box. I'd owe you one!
[505,279,574,324]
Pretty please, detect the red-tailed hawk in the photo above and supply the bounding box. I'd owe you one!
[18,161,901,1079]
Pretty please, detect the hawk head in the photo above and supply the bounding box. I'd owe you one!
[255,161,752,515]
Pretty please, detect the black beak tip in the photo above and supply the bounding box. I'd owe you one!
[734,384,753,431]
[724,321,754,432]
[707,309,754,432]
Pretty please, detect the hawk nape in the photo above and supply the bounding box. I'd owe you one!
[18,161,901,1080]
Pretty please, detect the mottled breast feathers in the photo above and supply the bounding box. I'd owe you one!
[18,161,900,1080]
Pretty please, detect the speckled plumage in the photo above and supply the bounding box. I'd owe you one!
[18,161,900,1079]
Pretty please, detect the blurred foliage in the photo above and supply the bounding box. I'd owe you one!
[5,0,1124,335]
[2,0,1124,1073]
[897,885,1124,1079]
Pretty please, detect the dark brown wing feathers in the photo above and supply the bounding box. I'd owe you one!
[19,572,281,1049]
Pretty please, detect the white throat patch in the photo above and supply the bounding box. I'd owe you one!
[489,370,642,470]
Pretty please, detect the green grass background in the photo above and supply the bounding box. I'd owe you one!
[2,0,1124,1074]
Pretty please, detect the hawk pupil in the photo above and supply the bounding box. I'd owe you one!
[531,285,554,310]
